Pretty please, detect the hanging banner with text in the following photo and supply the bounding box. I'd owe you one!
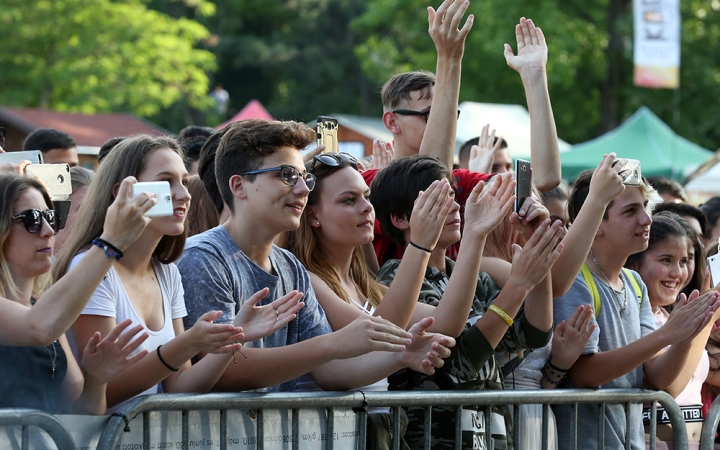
[633,0,681,89]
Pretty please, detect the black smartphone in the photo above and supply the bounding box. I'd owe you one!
[514,159,531,213]
[316,116,339,153]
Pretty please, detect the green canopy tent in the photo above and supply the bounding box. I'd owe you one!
[560,107,712,181]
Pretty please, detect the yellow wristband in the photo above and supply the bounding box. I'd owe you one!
[488,304,514,326]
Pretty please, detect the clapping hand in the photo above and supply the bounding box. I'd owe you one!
[234,288,305,342]
[463,172,516,239]
[398,317,455,375]
[81,319,150,385]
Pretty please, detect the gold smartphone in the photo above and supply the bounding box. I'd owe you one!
[317,116,339,153]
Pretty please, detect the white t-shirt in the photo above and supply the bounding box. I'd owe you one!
[69,252,187,407]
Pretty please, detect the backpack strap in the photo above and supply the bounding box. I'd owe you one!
[580,263,602,319]
[622,268,643,305]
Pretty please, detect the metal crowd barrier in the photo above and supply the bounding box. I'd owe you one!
[701,395,720,450]
[95,388,687,450]
[0,408,77,449]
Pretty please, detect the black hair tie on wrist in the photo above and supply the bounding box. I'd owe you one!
[409,241,433,253]
[156,345,179,372]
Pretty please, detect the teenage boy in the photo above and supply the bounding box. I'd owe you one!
[371,155,564,449]
[23,128,79,167]
[553,170,720,449]
[176,119,455,393]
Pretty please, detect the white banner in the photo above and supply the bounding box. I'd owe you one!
[633,0,681,88]
[0,408,359,450]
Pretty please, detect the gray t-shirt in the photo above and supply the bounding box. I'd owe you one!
[176,226,333,392]
[552,268,654,450]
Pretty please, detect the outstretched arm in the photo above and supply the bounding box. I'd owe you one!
[504,18,560,192]
[419,0,473,167]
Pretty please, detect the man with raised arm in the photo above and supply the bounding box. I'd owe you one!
[177,119,455,393]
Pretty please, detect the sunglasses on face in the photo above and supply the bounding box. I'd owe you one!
[391,108,461,123]
[12,209,59,234]
[309,152,358,172]
[239,165,316,191]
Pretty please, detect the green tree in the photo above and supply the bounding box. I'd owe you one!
[0,0,216,119]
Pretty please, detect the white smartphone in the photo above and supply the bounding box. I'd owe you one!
[708,255,720,288]
[0,150,44,165]
[131,181,174,217]
[24,163,71,198]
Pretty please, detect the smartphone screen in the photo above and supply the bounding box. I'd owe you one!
[514,159,531,213]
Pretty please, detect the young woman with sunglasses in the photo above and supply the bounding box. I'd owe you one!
[0,173,155,414]
[54,135,304,411]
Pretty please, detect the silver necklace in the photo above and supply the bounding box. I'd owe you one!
[45,341,57,379]
[589,250,628,316]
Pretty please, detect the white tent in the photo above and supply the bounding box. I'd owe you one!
[684,155,720,202]
[456,102,571,159]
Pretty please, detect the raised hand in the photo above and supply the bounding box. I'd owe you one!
[468,124,504,174]
[509,195,551,240]
[504,18,547,74]
[333,315,413,358]
[589,153,626,207]
[464,172,516,239]
[187,311,244,355]
[371,140,395,170]
[234,288,305,342]
[408,179,455,251]
[303,145,327,164]
[428,0,474,61]
[509,218,565,289]
[80,319,150,385]
[662,291,720,345]
[550,305,595,370]
[398,317,455,375]
[101,177,156,251]
[0,159,31,176]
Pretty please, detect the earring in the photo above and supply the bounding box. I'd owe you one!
[313,221,320,226]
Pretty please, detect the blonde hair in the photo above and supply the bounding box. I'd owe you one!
[278,161,384,308]
[0,174,53,298]
[53,135,187,281]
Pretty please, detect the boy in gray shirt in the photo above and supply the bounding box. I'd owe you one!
[177,119,455,393]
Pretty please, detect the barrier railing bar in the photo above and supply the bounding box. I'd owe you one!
[21,424,28,450]
[570,402,577,450]
[454,407,461,450]
[326,407,334,450]
[484,406,492,449]
[182,410,189,450]
[257,408,264,450]
[392,406,400,450]
[512,403,520,448]
[598,402,605,450]
[542,403,549,450]
[143,411,150,450]
[624,402,631,450]
[96,389,687,450]
[423,406,431,450]
[292,408,299,450]
[220,409,227,450]
[649,403,657,450]
[356,408,367,450]
[701,395,720,450]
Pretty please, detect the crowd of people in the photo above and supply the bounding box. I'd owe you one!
[2,1,720,449]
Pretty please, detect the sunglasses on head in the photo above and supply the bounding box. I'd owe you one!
[12,209,59,234]
[239,165,316,191]
[309,153,358,172]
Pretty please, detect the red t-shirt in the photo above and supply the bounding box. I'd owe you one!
[362,168,492,267]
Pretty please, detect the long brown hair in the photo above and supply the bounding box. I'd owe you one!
[53,135,187,281]
[278,158,384,308]
[0,174,54,298]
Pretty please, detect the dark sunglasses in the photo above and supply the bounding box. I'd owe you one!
[239,165,316,191]
[309,153,358,172]
[12,209,59,234]
[391,108,460,123]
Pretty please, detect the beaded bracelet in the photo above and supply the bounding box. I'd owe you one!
[409,241,433,253]
[488,304,514,326]
[92,238,124,261]
[156,345,179,372]
[541,367,565,387]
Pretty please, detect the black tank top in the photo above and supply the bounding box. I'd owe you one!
[0,342,68,412]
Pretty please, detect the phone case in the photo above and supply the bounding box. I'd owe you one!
[131,181,174,217]
[24,164,71,198]
[708,255,720,288]
[317,116,339,154]
[619,159,642,187]
[0,150,44,165]
[514,159,531,213]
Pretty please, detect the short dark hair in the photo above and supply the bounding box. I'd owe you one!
[647,176,687,203]
[97,136,126,163]
[370,155,452,246]
[23,128,75,153]
[653,202,707,236]
[381,71,435,111]
[181,136,207,168]
[215,120,315,213]
[178,125,216,140]
[458,136,508,164]
[700,196,720,240]
[198,127,228,215]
